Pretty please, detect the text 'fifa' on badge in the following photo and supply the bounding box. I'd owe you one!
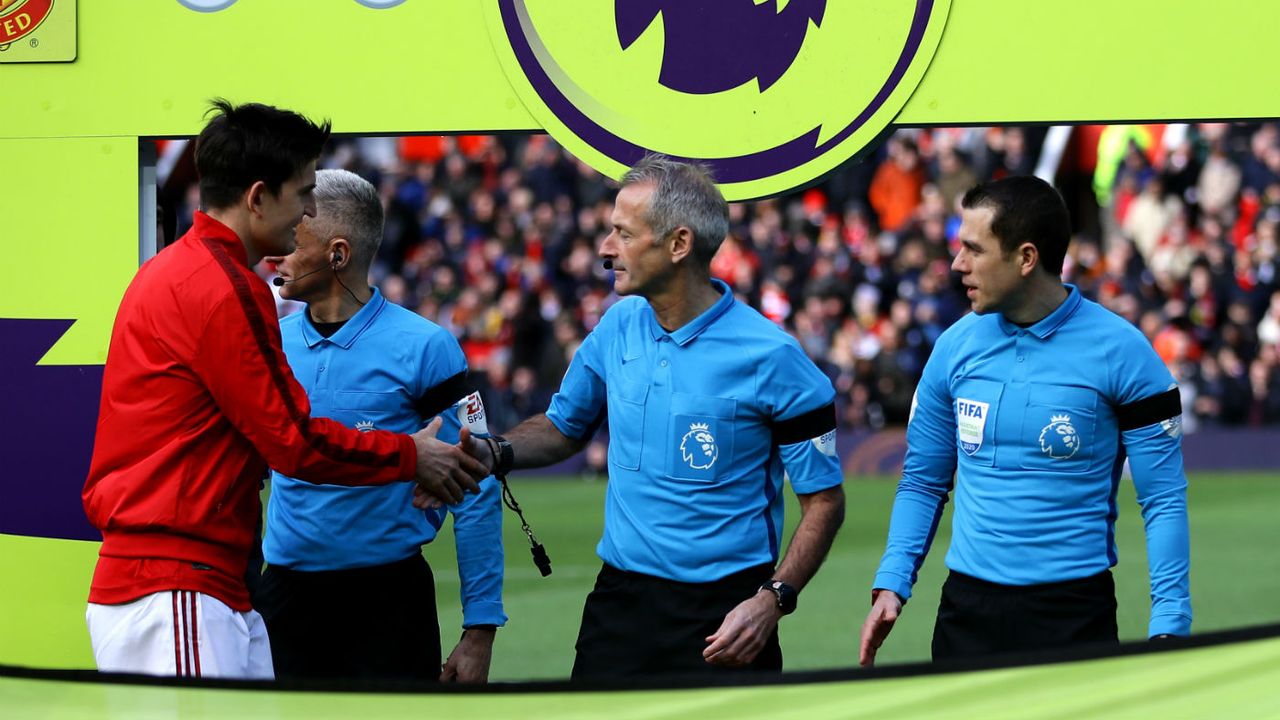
[955,397,989,456]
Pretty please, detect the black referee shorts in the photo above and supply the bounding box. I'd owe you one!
[255,553,441,681]
[931,569,1119,661]
[570,562,782,680]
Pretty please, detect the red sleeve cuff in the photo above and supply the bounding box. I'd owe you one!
[397,433,417,481]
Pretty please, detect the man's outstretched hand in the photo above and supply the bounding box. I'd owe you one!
[410,417,486,506]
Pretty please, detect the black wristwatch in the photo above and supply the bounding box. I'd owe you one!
[491,434,514,476]
[759,579,798,615]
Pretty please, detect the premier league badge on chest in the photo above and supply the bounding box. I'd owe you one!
[680,422,719,470]
[1039,413,1081,460]
[955,398,988,456]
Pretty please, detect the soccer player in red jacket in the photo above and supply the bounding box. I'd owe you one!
[82,100,487,679]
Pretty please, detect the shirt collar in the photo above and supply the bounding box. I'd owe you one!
[191,211,249,267]
[646,278,735,346]
[997,284,1082,339]
[299,287,386,349]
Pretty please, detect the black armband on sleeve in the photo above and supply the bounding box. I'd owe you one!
[1115,388,1181,431]
[772,402,837,446]
[414,371,473,421]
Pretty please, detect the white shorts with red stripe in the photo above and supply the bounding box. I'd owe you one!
[86,591,273,679]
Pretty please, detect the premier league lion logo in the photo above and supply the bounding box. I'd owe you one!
[487,0,951,199]
[1039,413,1081,460]
[616,0,826,94]
[680,422,719,470]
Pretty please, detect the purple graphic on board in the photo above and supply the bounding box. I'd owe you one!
[0,319,101,541]
[616,0,825,94]
[498,0,934,186]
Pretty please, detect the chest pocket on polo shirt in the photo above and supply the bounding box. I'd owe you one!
[667,393,737,483]
[606,378,648,470]
[953,378,1002,468]
[332,390,403,432]
[1020,384,1097,474]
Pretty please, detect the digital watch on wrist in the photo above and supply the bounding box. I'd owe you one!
[760,579,798,615]
[491,434,514,476]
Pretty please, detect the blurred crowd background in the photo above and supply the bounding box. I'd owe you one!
[155,122,1280,451]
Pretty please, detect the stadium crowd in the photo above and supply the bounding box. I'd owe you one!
[162,122,1280,440]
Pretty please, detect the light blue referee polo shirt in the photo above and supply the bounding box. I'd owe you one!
[548,279,844,583]
[264,288,506,628]
[873,285,1191,636]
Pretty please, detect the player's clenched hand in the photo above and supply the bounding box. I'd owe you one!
[703,590,781,667]
[859,589,903,667]
[411,484,441,510]
[411,417,485,504]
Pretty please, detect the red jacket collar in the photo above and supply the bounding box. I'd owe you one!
[191,211,250,267]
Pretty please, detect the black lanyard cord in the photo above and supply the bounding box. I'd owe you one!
[487,439,552,577]
[497,472,551,577]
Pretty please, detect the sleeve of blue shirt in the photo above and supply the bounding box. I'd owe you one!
[447,474,506,628]
[546,314,608,440]
[1109,329,1192,637]
[759,341,843,495]
[423,337,506,629]
[872,332,957,601]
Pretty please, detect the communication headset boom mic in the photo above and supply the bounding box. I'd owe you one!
[272,252,342,287]
[603,259,614,270]
[272,263,329,287]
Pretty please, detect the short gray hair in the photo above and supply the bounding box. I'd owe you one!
[311,168,383,266]
[620,154,729,265]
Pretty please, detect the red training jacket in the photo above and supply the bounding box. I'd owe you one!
[83,212,416,610]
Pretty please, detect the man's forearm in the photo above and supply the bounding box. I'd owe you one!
[773,485,845,590]
[503,414,589,470]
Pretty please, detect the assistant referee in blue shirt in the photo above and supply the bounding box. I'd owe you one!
[256,170,505,682]
[860,176,1191,665]
[445,155,846,678]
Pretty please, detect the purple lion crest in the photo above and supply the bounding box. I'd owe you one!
[616,0,826,94]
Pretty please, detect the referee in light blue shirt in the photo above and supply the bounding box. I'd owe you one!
[255,170,505,682]
[461,155,846,679]
[860,176,1191,665]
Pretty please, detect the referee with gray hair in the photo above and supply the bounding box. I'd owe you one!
[440,155,846,679]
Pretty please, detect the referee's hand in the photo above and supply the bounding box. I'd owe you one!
[411,417,485,505]
[703,591,781,667]
[859,589,903,667]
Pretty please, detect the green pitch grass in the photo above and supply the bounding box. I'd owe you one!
[426,471,1280,681]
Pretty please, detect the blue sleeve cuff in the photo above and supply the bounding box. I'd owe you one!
[872,572,914,602]
[1149,613,1191,638]
[461,600,508,629]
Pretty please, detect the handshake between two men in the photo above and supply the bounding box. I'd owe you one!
[410,419,497,507]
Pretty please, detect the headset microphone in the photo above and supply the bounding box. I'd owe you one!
[603,259,614,270]
[272,263,330,287]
